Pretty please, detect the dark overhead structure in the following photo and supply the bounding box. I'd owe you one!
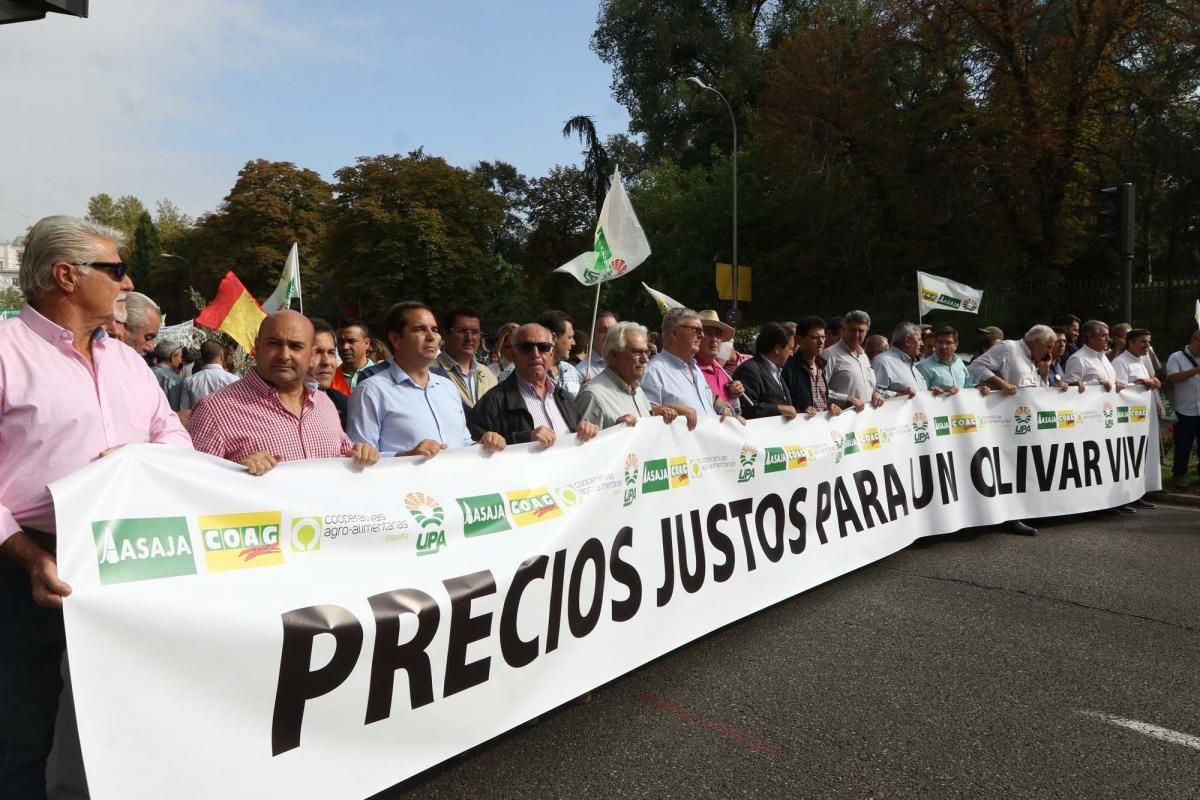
[0,0,87,25]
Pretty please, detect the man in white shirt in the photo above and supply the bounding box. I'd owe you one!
[1112,329,1161,389]
[824,309,885,411]
[1065,320,1124,391]
[1166,330,1200,489]
[968,325,1062,393]
[872,322,926,397]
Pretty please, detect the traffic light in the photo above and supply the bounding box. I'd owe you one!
[1099,183,1135,257]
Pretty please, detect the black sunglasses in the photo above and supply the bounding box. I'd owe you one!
[72,261,128,280]
[515,341,554,354]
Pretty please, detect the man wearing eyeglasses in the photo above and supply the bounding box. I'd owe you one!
[435,306,496,408]
[641,308,741,428]
[0,215,192,798]
[472,323,599,446]
[575,321,680,429]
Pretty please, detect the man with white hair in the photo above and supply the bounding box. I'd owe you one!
[575,321,679,429]
[0,215,192,797]
[824,309,886,411]
[641,307,740,428]
[119,291,162,356]
[871,322,927,397]
[967,324,1065,393]
[1064,319,1124,391]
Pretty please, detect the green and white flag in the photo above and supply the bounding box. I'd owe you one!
[556,167,651,286]
[642,282,684,315]
[263,243,302,313]
[917,271,983,316]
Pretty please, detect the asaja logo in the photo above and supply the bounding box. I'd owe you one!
[1014,406,1032,435]
[842,432,860,456]
[197,512,283,572]
[642,458,670,494]
[92,517,196,586]
[737,444,758,483]
[406,492,447,556]
[1037,410,1058,430]
[950,414,979,435]
[1130,405,1148,423]
[456,493,511,538]
[912,412,930,444]
[764,445,810,474]
[934,416,951,436]
[669,457,690,489]
[1057,410,1076,429]
[858,427,885,450]
[289,517,322,553]
[506,487,562,527]
[1103,403,1115,429]
[623,453,639,507]
[1117,405,1130,424]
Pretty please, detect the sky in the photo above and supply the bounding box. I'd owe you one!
[0,0,629,240]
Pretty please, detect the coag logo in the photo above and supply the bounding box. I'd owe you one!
[623,453,639,507]
[92,517,196,586]
[933,416,951,436]
[858,427,885,450]
[912,412,930,444]
[1103,403,1115,429]
[737,444,758,483]
[764,445,810,474]
[1057,410,1076,429]
[921,289,939,303]
[950,414,978,435]
[456,493,511,538]
[406,492,447,556]
[1014,406,1032,435]
[506,487,562,527]
[669,457,690,489]
[1037,410,1058,430]
[289,517,323,553]
[197,512,284,572]
[1130,405,1148,423]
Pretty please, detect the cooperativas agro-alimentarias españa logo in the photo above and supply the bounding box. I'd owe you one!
[197,511,284,572]
[92,516,196,585]
[406,492,447,556]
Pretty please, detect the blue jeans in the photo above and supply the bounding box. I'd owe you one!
[0,563,65,800]
[1173,413,1199,477]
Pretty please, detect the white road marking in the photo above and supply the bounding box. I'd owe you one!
[1080,711,1200,750]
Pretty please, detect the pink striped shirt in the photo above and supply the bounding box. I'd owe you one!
[0,305,192,543]
[189,367,353,463]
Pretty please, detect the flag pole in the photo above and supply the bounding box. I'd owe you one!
[584,280,602,381]
[916,273,923,325]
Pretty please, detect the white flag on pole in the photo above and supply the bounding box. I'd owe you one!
[262,243,302,313]
[917,271,983,316]
[1194,299,1199,329]
[642,282,684,315]
[556,168,651,286]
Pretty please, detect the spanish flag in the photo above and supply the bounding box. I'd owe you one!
[195,272,267,352]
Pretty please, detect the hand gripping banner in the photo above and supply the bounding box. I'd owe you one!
[51,389,1159,799]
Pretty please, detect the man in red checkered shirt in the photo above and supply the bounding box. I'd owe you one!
[190,311,379,475]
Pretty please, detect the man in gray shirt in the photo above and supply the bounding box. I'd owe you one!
[179,339,238,423]
[576,322,679,429]
[824,309,886,411]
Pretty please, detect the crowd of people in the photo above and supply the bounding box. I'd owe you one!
[2,215,1199,798]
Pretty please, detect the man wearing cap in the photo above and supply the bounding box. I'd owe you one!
[694,309,745,414]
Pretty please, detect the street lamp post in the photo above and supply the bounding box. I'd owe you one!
[686,76,739,316]
[159,252,193,286]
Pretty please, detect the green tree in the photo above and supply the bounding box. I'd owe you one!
[562,115,612,216]
[85,193,147,242]
[0,286,23,309]
[128,211,160,289]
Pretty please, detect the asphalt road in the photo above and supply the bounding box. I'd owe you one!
[375,506,1200,799]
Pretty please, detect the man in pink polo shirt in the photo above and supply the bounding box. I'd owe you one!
[0,215,193,798]
[189,310,379,475]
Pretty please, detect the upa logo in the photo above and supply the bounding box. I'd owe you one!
[912,412,930,444]
[1057,410,1077,429]
[1037,410,1058,430]
[506,487,563,527]
[289,517,323,553]
[406,492,447,556]
[1130,405,1148,423]
[933,416,951,437]
[737,444,758,483]
[858,427,885,450]
[1103,403,1115,429]
[1014,406,1032,435]
[92,517,196,586]
[197,512,283,572]
[950,414,979,435]
[456,493,511,538]
[623,454,639,507]
[962,297,979,312]
[830,431,845,464]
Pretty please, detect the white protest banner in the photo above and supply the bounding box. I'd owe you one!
[917,271,984,317]
[52,389,1159,800]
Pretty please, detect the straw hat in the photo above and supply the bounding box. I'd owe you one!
[697,309,735,341]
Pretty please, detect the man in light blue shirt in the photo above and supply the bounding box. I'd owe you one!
[642,308,739,427]
[872,322,926,397]
[917,325,981,394]
[349,301,505,458]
